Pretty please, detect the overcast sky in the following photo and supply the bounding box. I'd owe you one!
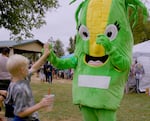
[32,1,82,46]
[0,1,82,51]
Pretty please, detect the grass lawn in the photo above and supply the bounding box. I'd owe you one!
[31,78,81,121]
[31,77,150,121]
[1,76,149,121]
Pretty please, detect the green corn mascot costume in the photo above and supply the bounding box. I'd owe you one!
[47,0,148,121]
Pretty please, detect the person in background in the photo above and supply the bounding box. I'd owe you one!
[0,47,11,89]
[0,90,7,106]
[0,47,11,120]
[46,62,53,83]
[0,90,7,121]
[5,43,53,121]
[43,61,48,82]
[39,66,45,82]
[52,68,58,79]
[44,61,53,83]
[134,60,145,93]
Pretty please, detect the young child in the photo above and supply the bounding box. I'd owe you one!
[5,43,53,121]
[0,47,11,112]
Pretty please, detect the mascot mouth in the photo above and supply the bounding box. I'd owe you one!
[85,54,108,66]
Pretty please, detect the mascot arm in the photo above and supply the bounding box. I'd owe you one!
[47,51,77,69]
[110,51,131,72]
[97,35,131,71]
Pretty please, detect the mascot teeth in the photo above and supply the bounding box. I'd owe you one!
[85,54,108,66]
[88,60,103,66]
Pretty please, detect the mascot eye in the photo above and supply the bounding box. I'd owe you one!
[105,24,118,41]
[78,25,90,41]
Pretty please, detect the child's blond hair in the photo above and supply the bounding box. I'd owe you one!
[6,54,29,76]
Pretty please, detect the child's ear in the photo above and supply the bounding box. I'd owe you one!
[20,67,26,74]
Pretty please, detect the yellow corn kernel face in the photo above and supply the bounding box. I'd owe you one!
[87,0,112,56]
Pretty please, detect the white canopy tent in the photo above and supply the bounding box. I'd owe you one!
[133,40,150,92]
[133,40,150,57]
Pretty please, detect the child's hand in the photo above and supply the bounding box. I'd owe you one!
[43,42,51,56]
[0,96,3,102]
[39,96,54,108]
[0,90,7,101]
[0,90,7,96]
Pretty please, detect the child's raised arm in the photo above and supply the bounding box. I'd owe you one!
[30,42,50,73]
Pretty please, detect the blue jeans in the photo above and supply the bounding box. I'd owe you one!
[13,116,25,121]
[13,116,39,121]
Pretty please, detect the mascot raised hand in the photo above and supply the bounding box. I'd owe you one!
[47,0,148,121]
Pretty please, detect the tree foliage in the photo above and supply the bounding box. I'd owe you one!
[0,0,59,40]
[53,39,65,57]
[67,36,76,54]
[131,8,150,44]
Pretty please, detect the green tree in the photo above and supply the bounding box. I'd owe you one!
[0,0,59,40]
[144,20,150,39]
[130,8,150,44]
[67,36,76,54]
[53,39,65,57]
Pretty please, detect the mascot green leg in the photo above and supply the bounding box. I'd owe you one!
[80,106,116,121]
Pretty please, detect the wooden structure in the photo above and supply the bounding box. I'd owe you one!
[0,40,44,61]
[0,39,44,54]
